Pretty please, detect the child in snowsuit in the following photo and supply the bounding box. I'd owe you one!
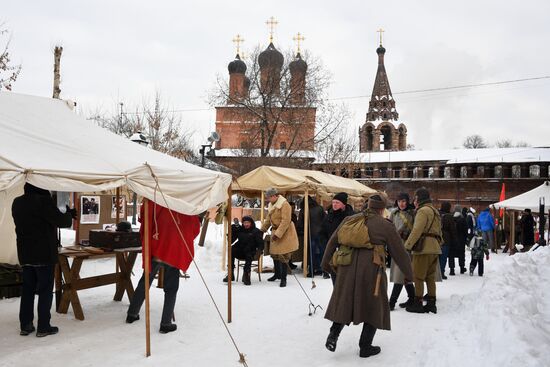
[469,233,489,276]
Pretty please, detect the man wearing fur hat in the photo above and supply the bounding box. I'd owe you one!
[261,188,299,288]
[321,192,413,358]
[404,187,442,314]
[320,192,355,283]
[223,216,264,285]
[388,192,416,310]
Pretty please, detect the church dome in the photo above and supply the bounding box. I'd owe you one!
[289,53,307,73]
[376,45,386,55]
[228,54,247,74]
[258,43,284,69]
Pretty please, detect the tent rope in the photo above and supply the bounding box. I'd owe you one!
[144,164,249,367]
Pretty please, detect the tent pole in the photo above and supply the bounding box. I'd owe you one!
[260,191,265,273]
[303,190,309,277]
[510,211,515,256]
[115,187,121,224]
[144,199,151,357]
[227,186,233,323]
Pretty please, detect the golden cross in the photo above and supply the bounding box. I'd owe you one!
[266,16,278,43]
[293,32,305,54]
[232,34,245,55]
[377,28,385,45]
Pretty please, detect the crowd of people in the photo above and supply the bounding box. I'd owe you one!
[12,182,539,361]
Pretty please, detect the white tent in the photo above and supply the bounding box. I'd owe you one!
[491,181,550,212]
[0,91,232,264]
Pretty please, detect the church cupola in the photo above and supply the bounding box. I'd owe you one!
[259,17,283,95]
[289,33,307,104]
[228,35,247,104]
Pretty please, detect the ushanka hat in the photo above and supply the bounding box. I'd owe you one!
[368,192,388,209]
[265,187,278,197]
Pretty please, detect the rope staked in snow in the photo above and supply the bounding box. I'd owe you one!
[144,164,249,367]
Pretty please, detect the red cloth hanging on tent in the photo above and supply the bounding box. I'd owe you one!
[499,183,506,219]
[139,199,201,271]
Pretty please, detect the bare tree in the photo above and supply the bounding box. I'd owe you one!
[316,125,358,165]
[515,141,530,147]
[494,139,512,148]
[463,135,488,149]
[88,92,196,161]
[209,47,348,158]
[0,24,21,91]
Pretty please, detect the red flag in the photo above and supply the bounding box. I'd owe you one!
[499,183,506,218]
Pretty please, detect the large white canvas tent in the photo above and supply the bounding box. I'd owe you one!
[491,181,550,212]
[0,91,232,264]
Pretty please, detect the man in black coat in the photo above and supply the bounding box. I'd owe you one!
[12,183,76,337]
[520,209,535,248]
[297,196,326,277]
[319,192,355,282]
[450,205,468,275]
[223,216,264,285]
[439,201,457,280]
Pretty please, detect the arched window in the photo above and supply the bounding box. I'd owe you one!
[280,141,287,149]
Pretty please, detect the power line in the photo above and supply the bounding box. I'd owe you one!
[108,75,550,115]
[329,75,550,101]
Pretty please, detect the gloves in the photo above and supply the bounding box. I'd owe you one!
[66,205,78,220]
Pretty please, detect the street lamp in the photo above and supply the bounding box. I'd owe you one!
[130,131,149,224]
[199,131,220,167]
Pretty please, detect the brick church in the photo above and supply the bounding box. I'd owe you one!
[211,25,317,174]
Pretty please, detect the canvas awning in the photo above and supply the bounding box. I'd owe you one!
[491,181,550,212]
[232,165,375,200]
[0,91,232,263]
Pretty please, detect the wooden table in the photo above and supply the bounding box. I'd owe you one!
[57,246,140,320]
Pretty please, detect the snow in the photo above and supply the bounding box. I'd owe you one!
[1,225,549,367]
[351,147,550,165]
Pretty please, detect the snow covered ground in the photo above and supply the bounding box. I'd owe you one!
[0,226,549,367]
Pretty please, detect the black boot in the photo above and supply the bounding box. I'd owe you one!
[242,271,251,286]
[423,296,437,314]
[406,297,425,313]
[389,284,402,311]
[359,323,380,358]
[399,283,415,308]
[460,267,467,274]
[279,262,288,288]
[325,323,344,352]
[449,269,455,276]
[267,260,280,282]
[222,271,235,283]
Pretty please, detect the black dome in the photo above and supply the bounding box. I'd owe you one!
[289,52,307,73]
[376,46,386,55]
[228,54,247,74]
[258,43,284,69]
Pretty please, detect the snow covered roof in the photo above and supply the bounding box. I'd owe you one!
[214,148,316,159]
[346,147,550,165]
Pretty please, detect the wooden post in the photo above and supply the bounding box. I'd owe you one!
[227,187,233,323]
[143,199,151,357]
[303,190,309,277]
[52,46,63,99]
[510,211,515,256]
[115,188,121,224]
[221,217,227,271]
[260,191,265,273]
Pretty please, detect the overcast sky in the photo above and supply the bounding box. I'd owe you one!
[4,0,550,151]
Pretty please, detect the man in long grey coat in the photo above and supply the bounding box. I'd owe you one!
[321,193,413,358]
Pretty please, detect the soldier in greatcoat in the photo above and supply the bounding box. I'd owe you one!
[321,193,413,358]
